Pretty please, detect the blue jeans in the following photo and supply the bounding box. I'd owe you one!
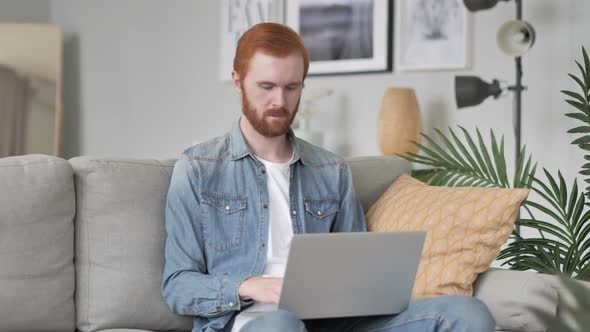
[239,295,495,332]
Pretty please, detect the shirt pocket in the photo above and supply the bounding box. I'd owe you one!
[200,191,247,252]
[303,198,339,221]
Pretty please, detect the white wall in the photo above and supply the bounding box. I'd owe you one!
[0,0,48,22]
[49,0,590,187]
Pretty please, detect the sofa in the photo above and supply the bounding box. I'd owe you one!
[0,154,587,332]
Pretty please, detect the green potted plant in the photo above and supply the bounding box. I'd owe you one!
[403,48,590,329]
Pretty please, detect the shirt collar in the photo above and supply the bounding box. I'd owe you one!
[229,118,305,165]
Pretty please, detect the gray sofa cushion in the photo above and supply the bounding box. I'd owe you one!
[68,155,408,332]
[70,157,193,332]
[347,156,411,212]
[474,268,558,332]
[0,155,76,332]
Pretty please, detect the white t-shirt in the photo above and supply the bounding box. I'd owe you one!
[231,154,294,331]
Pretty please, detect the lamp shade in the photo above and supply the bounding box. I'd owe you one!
[463,0,503,11]
[455,76,503,108]
[378,88,422,157]
[497,20,536,57]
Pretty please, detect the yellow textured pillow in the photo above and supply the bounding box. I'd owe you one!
[366,174,529,298]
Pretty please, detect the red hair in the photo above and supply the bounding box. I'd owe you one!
[233,23,310,80]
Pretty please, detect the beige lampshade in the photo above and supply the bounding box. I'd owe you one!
[378,88,422,157]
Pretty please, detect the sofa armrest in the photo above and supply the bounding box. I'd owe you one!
[473,268,558,332]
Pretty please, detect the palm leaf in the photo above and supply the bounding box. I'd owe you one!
[434,128,470,169]
[564,47,590,199]
[568,73,586,95]
[567,126,590,134]
[576,61,587,90]
[571,135,590,145]
[562,90,587,104]
[516,220,572,245]
[583,46,590,89]
[500,170,590,280]
[513,146,536,188]
[460,126,494,180]
[404,127,534,189]
[449,128,482,173]
[579,261,590,278]
[476,128,500,184]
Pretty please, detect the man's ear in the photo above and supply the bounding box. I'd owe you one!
[231,70,242,94]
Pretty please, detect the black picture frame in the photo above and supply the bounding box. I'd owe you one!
[285,0,393,76]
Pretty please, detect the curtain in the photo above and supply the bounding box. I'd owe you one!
[0,65,29,157]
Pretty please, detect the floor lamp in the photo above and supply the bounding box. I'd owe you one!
[455,0,536,234]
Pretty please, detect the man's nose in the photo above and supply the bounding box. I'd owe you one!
[271,88,287,109]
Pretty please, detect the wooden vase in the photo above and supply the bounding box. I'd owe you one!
[378,88,422,157]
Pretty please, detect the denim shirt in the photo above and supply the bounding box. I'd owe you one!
[161,120,366,332]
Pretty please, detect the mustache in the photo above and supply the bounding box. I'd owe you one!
[264,108,289,117]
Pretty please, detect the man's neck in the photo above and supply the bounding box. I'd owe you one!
[239,117,293,163]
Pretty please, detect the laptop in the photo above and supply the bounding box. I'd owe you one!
[278,231,426,320]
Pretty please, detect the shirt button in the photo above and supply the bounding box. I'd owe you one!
[228,302,234,307]
[317,211,323,216]
[292,210,297,215]
[261,242,266,247]
[263,203,268,209]
[225,205,231,211]
[261,169,266,174]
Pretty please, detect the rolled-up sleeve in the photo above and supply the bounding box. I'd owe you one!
[161,154,248,317]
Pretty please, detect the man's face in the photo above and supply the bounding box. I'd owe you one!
[236,52,304,137]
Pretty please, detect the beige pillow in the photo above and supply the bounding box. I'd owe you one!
[366,174,529,298]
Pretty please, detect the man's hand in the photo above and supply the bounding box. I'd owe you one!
[238,276,283,304]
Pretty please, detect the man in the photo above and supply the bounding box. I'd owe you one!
[162,23,495,332]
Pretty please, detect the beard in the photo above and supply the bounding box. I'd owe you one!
[241,88,299,138]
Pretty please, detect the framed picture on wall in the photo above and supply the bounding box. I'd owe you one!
[219,0,284,81]
[395,0,471,71]
[285,0,393,76]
